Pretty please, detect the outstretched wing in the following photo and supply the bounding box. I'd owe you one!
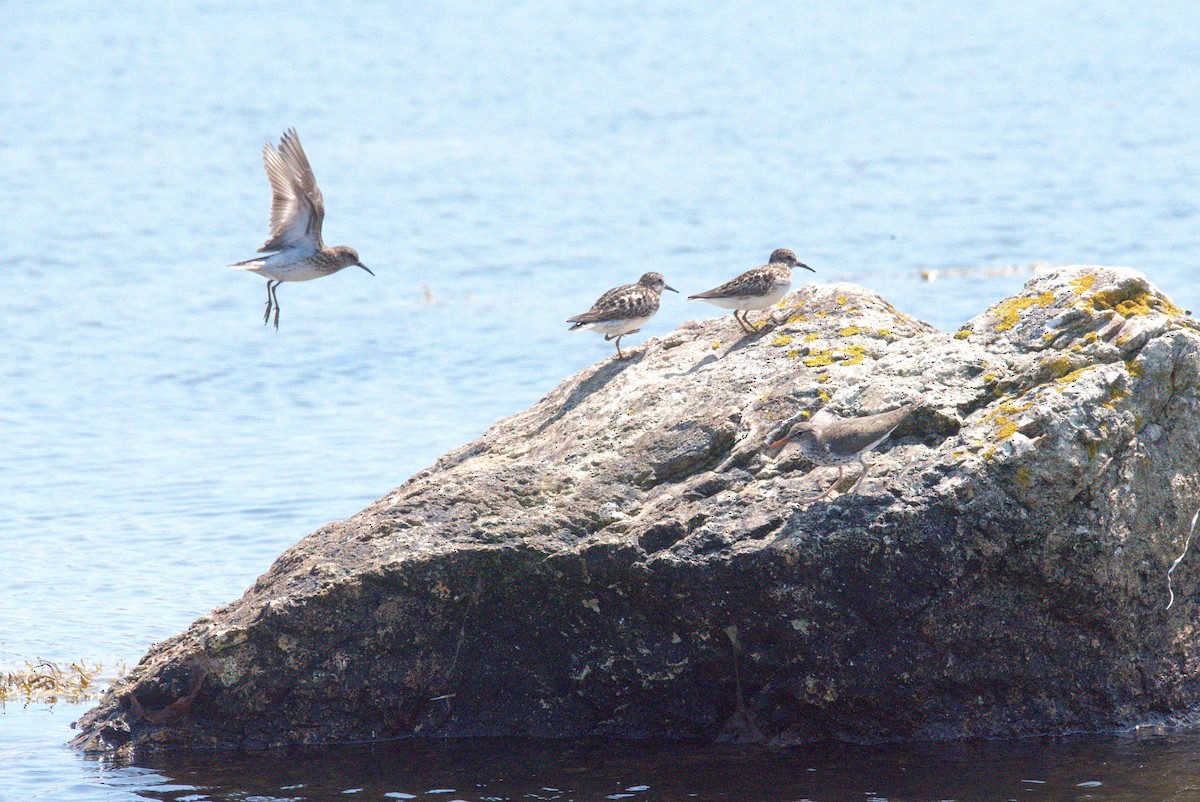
[258,128,325,253]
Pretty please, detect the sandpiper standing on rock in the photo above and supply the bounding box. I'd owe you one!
[689,248,815,333]
[767,403,917,501]
[568,272,677,360]
[231,128,373,330]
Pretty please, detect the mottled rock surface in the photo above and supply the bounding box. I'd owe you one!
[74,266,1200,754]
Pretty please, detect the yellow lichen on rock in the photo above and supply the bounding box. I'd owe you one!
[799,344,869,368]
[839,326,861,337]
[1045,356,1073,379]
[1055,365,1097,385]
[804,332,820,343]
[997,400,1031,417]
[1070,274,1096,295]
[771,335,792,347]
[991,291,1057,332]
[954,329,972,340]
[1085,288,1183,318]
[1102,383,1128,408]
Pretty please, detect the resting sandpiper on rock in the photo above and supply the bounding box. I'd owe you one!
[568,272,678,360]
[688,248,815,333]
[767,403,917,501]
[231,128,373,330]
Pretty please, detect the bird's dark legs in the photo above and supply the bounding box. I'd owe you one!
[263,280,282,329]
[263,280,275,325]
[263,280,281,331]
[605,331,639,360]
[734,310,766,334]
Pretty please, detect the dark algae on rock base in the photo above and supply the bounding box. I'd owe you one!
[74,267,1200,754]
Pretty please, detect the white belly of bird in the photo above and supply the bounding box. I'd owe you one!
[702,282,791,311]
[236,248,326,282]
[580,315,653,336]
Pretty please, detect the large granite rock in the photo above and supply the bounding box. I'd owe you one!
[74,266,1200,754]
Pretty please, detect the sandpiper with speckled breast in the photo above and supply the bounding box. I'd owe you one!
[689,248,815,333]
[231,128,373,330]
[568,272,678,360]
[768,403,917,501]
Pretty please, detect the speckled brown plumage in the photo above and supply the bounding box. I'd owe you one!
[689,248,815,333]
[568,272,678,359]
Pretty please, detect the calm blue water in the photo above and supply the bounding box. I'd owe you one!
[2,1,1199,798]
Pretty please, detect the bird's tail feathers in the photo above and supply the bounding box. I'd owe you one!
[567,313,600,327]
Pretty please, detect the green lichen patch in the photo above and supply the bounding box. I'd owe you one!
[1085,287,1184,318]
[1045,356,1073,379]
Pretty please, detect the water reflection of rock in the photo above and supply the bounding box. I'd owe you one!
[74,266,1200,754]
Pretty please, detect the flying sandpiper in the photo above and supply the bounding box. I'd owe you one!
[231,128,372,330]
